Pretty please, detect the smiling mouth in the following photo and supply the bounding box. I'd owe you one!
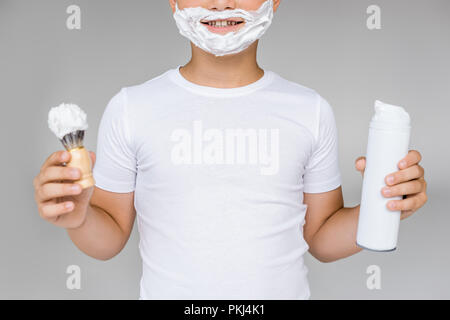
[201,19,245,27]
[200,18,245,33]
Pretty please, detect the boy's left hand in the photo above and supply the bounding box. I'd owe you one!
[355,150,428,220]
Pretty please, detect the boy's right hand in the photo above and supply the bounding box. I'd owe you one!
[33,150,96,229]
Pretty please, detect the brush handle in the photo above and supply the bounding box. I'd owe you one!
[67,147,95,189]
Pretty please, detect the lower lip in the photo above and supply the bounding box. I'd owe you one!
[203,22,245,34]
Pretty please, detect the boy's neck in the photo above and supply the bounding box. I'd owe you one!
[179,41,264,89]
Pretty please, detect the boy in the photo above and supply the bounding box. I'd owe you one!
[33,0,428,299]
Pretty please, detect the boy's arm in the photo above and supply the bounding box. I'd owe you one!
[303,150,427,263]
[66,187,136,261]
[303,187,362,262]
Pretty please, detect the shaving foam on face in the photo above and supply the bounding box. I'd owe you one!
[48,103,88,140]
[173,0,274,57]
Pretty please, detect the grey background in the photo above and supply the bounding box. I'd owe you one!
[0,0,449,299]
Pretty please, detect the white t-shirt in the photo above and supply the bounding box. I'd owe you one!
[93,66,342,300]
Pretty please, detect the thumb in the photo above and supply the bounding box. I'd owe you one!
[355,156,366,177]
[89,151,96,168]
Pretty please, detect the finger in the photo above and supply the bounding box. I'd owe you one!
[385,165,424,186]
[40,201,75,219]
[398,150,422,170]
[400,209,416,220]
[386,192,427,212]
[89,151,96,167]
[381,179,425,198]
[38,183,82,202]
[42,151,71,170]
[355,157,366,173]
[38,166,81,185]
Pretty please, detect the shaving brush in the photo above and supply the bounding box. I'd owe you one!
[48,103,95,189]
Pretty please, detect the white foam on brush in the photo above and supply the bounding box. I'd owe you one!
[48,103,88,139]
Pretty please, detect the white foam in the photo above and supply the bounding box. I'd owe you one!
[48,103,88,139]
[173,0,273,57]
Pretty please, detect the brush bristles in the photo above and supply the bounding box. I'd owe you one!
[60,130,85,150]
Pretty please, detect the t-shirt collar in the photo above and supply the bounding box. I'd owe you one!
[168,65,274,97]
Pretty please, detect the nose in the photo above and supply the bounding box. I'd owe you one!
[207,0,237,11]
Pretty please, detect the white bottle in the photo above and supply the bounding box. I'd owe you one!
[356,100,411,252]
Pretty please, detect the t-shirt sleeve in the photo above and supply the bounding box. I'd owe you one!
[93,88,137,193]
[303,95,342,193]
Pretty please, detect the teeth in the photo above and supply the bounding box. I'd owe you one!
[207,20,239,27]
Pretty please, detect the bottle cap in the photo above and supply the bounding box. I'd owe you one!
[370,100,411,131]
